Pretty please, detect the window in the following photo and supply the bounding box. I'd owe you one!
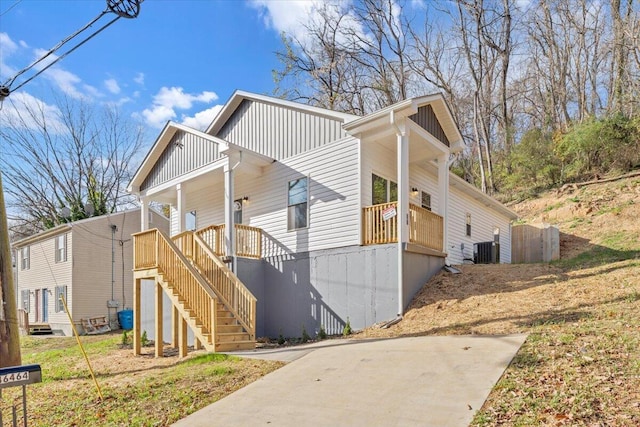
[234,199,243,225]
[421,191,432,211]
[55,286,67,313]
[466,213,472,237]
[55,234,67,263]
[185,210,197,231]
[20,247,30,270]
[372,174,398,205]
[288,177,308,230]
[21,290,30,312]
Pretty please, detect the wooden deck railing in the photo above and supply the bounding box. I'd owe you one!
[133,229,217,339]
[409,203,444,251]
[362,202,444,251]
[195,224,262,259]
[173,231,256,340]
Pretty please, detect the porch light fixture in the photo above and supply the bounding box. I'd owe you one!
[411,187,418,193]
[242,196,249,202]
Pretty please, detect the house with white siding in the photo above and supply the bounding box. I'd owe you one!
[127,90,517,356]
[12,208,168,336]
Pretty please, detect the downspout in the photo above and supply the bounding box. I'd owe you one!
[391,111,407,319]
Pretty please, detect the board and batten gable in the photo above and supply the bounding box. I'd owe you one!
[140,130,223,192]
[447,184,513,265]
[216,99,349,160]
[14,230,73,328]
[408,105,450,147]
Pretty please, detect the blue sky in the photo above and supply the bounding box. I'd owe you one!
[0,0,325,133]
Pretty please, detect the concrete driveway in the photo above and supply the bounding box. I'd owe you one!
[173,334,527,427]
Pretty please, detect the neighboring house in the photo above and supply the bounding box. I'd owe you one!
[12,208,168,336]
[127,90,517,356]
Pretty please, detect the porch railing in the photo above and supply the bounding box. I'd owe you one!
[172,231,256,340]
[133,229,217,338]
[362,202,444,252]
[196,224,262,259]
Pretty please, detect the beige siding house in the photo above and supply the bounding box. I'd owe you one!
[127,91,518,357]
[13,209,168,336]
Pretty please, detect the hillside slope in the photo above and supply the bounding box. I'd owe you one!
[356,175,640,426]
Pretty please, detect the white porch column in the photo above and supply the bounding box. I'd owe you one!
[437,154,450,257]
[140,196,149,231]
[176,183,186,233]
[396,121,410,317]
[224,157,236,271]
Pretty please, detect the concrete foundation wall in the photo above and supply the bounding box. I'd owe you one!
[403,251,446,309]
[239,245,443,339]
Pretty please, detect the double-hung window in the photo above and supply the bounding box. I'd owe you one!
[421,191,432,211]
[288,177,308,230]
[20,247,30,270]
[55,234,67,263]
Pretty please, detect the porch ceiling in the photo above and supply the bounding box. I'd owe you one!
[364,119,449,164]
[142,153,269,205]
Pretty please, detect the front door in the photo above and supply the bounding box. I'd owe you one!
[234,199,243,225]
[42,288,49,322]
[35,289,41,322]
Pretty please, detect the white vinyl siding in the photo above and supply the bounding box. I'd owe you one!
[217,99,348,160]
[180,137,360,255]
[448,186,512,265]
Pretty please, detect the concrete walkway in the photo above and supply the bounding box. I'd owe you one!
[173,334,527,427]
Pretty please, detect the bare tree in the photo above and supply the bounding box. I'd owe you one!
[0,95,144,235]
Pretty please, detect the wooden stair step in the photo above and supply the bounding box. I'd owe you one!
[215,340,256,352]
[217,324,243,333]
[217,317,239,326]
[217,332,250,342]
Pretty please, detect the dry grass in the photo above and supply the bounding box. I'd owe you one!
[0,337,283,426]
[355,176,640,426]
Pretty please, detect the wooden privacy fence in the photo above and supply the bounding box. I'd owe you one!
[512,223,560,263]
[362,202,444,251]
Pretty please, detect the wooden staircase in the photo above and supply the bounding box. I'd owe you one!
[133,228,257,355]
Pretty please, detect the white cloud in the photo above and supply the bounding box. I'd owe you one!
[104,78,121,94]
[0,91,65,133]
[134,72,145,85]
[0,32,19,56]
[249,0,366,48]
[249,0,327,41]
[181,104,223,131]
[29,48,100,100]
[138,86,219,128]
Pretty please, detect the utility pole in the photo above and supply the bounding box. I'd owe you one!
[0,174,21,367]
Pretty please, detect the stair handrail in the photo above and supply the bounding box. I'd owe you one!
[133,229,218,338]
[176,231,256,341]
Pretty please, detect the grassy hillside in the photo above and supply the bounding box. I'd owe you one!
[357,175,640,426]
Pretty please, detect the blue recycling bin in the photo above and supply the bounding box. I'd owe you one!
[117,309,133,330]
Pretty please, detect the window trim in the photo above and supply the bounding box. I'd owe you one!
[55,285,67,313]
[20,246,30,270]
[287,177,309,231]
[55,233,67,263]
[372,173,398,205]
[421,191,432,211]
